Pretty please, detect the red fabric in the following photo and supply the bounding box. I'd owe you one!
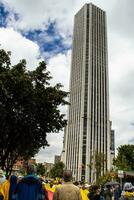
[47,190,54,200]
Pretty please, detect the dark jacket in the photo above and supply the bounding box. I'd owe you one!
[88,192,101,200]
[104,189,113,200]
[9,175,17,200]
[13,175,44,200]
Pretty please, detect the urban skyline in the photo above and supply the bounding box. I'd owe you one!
[0,0,134,163]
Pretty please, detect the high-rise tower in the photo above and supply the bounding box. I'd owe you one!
[63,3,113,182]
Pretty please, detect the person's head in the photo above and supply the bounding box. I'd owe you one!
[107,185,111,190]
[27,164,37,175]
[0,169,6,184]
[10,175,17,184]
[18,175,23,182]
[124,182,133,192]
[63,170,72,182]
[73,181,79,186]
[91,185,99,193]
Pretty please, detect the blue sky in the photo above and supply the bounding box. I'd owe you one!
[0,2,9,27]
[0,0,134,163]
[23,24,71,59]
[0,1,71,60]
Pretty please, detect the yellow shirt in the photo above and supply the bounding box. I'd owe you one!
[80,189,89,200]
[0,180,10,200]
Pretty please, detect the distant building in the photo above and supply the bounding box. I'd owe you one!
[63,3,114,182]
[44,162,54,172]
[28,158,36,165]
[13,158,24,172]
[54,155,61,164]
[13,158,37,173]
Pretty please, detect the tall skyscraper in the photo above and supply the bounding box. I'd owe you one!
[62,3,114,182]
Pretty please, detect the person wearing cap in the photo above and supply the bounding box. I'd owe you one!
[53,170,82,200]
[13,164,45,200]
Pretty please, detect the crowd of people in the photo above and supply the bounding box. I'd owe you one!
[0,166,134,200]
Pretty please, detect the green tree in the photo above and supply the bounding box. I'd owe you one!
[36,163,47,177]
[113,144,134,171]
[99,171,117,185]
[95,152,106,182]
[49,161,65,179]
[87,151,106,184]
[0,49,68,176]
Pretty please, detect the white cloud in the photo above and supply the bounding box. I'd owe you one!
[36,132,64,163]
[1,0,115,38]
[1,0,74,34]
[109,0,134,39]
[0,27,40,69]
[109,33,134,149]
[47,50,71,91]
[35,51,71,163]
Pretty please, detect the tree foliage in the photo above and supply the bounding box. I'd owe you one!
[113,144,134,171]
[49,161,65,178]
[87,151,106,184]
[0,49,68,176]
[36,163,47,177]
[99,171,118,185]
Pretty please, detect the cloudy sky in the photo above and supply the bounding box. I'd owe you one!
[0,0,134,163]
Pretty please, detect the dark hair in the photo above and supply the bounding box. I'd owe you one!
[63,170,72,182]
[73,181,79,186]
[91,185,99,191]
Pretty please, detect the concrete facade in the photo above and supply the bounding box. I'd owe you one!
[63,3,113,182]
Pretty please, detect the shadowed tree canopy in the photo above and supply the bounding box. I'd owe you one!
[87,151,106,184]
[0,49,68,176]
[49,161,65,178]
[113,144,134,171]
[36,163,47,177]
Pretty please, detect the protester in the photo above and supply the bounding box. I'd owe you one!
[0,169,5,200]
[13,164,45,200]
[39,178,49,200]
[87,185,101,200]
[53,170,82,200]
[103,185,113,200]
[121,182,134,200]
[100,186,105,200]
[0,170,6,186]
[79,183,89,200]
[114,185,121,200]
[0,175,17,200]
